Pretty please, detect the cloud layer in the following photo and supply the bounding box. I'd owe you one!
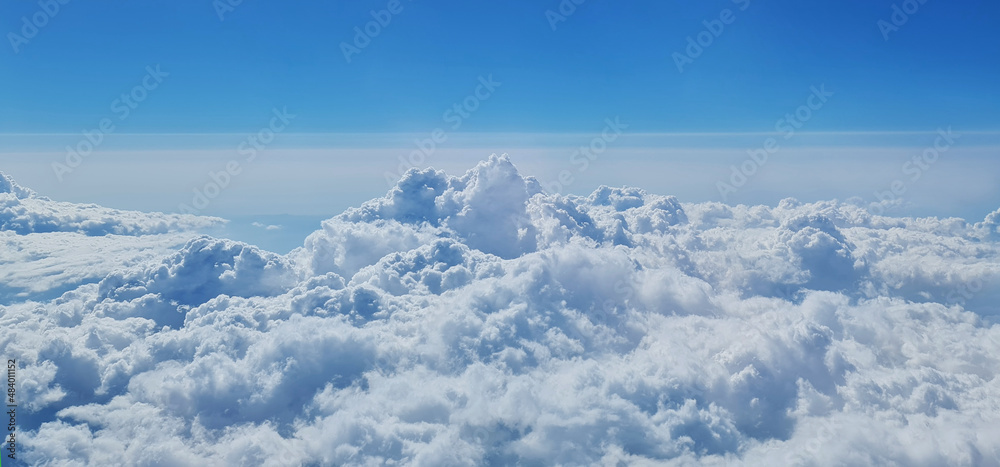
[0,172,225,303]
[4,156,1000,465]
[0,171,222,236]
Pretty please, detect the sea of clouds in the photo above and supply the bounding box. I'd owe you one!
[2,155,1000,466]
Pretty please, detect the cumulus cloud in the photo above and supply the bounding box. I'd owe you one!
[978,207,1000,239]
[4,156,1000,465]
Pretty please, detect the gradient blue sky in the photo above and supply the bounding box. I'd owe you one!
[3,0,998,132]
[2,1,999,252]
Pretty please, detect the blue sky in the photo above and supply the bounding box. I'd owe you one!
[2,0,999,251]
[3,0,998,133]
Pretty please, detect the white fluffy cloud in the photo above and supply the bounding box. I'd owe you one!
[4,156,1000,465]
[0,231,208,302]
[0,172,225,303]
[0,171,222,236]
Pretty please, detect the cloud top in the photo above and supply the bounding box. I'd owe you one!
[3,158,999,465]
[0,171,222,236]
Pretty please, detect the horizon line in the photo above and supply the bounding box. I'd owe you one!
[3,130,1000,137]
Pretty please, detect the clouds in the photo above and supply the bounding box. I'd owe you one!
[0,231,202,302]
[4,157,1000,465]
[0,172,35,198]
[979,207,1000,239]
[0,172,226,303]
[0,171,222,236]
[97,237,299,312]
[340,155,542,258]
[252,222,282,231]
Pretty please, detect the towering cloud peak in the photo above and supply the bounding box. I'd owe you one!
[0,171,36,198]
[980,207,1000,238]
[336,154,542,259]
